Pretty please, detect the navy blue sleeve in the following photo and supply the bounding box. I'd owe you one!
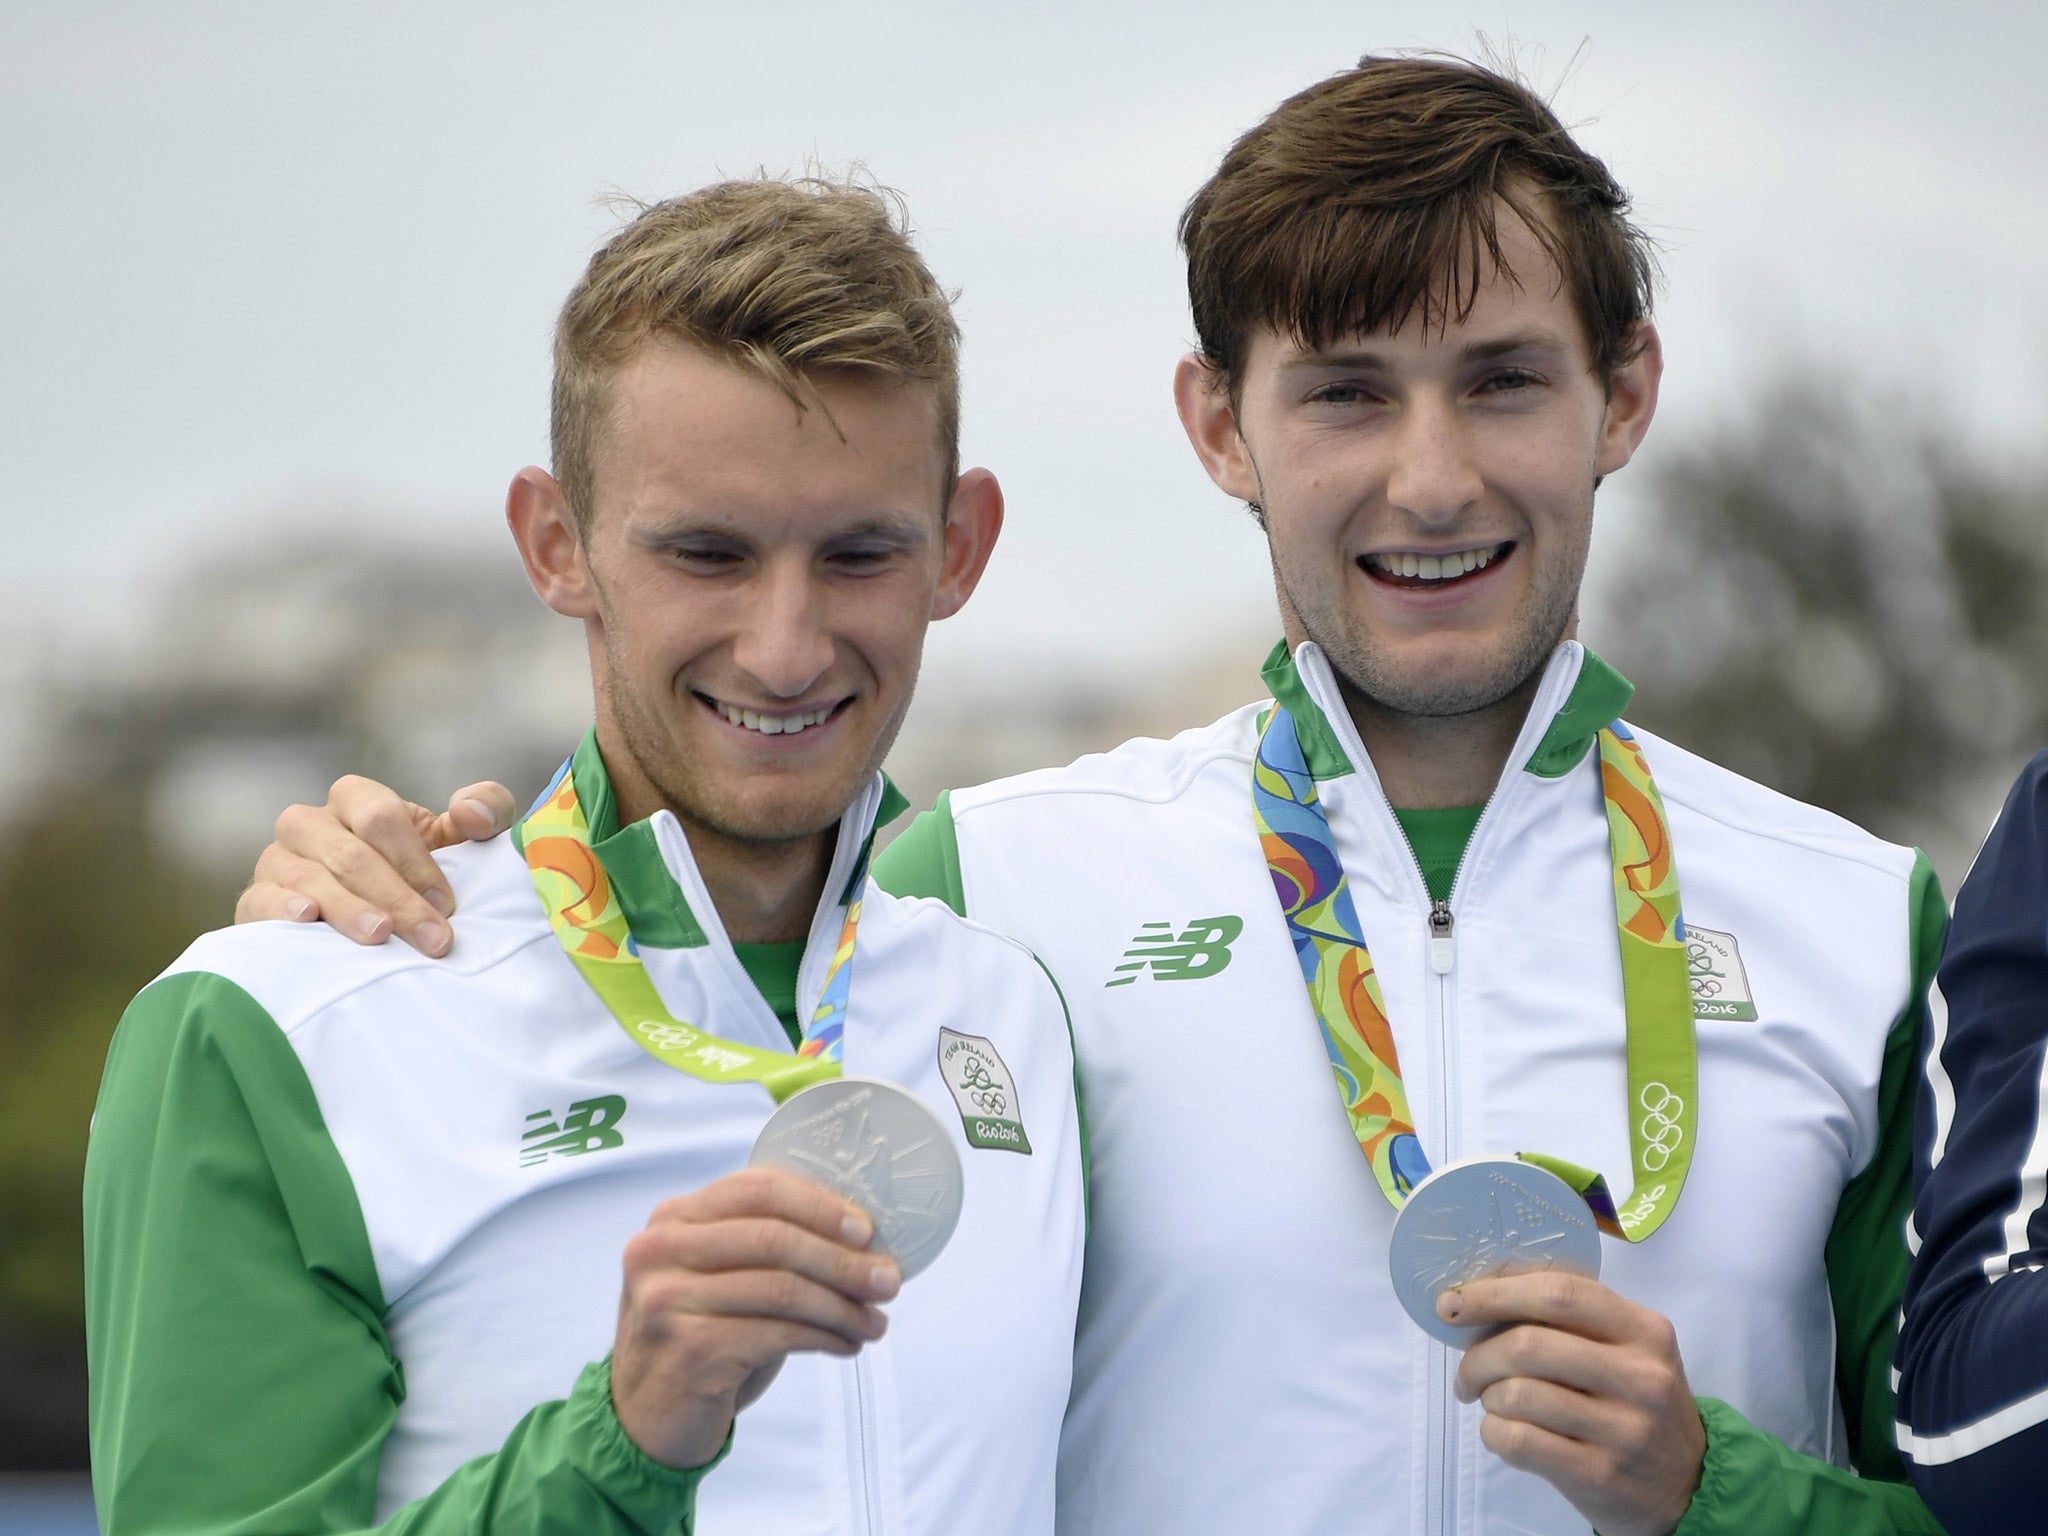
[1897,749,2048,1533]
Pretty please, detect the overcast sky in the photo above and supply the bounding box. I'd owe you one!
[8,0,2047,688]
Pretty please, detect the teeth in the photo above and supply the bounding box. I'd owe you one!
[715,702,835,735]
[1370,546,1500,581]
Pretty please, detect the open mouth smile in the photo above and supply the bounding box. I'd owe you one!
[1360,541,1513,588]
[696,694,849,738]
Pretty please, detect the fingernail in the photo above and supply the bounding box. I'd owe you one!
[286,896,316,922]
[842,1211,874,1247]
[869,1265,900,1300]
[424,887,454,916]
[1437,1290,1463,1321]
[460,796,504,834]
[356,912,391,942]
[417,922,452,956]
[865,1306,890,1339]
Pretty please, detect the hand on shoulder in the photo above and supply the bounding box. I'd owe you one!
[234,775,516,956]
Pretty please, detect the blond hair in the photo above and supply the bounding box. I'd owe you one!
[551,175,961,527]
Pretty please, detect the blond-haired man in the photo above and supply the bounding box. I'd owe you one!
[84,179,1085,1536]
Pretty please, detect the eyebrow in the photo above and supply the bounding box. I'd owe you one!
[1288,330,1576,371]
[639,514,931,546]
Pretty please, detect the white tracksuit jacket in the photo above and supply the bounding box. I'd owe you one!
[873,639,1942,1536]
[87,734,1086,1536]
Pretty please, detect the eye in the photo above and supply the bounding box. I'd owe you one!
[827,544,901,573]
[668,542,747,572]
[1306,380,1381,406]
[1477,368,1542,394]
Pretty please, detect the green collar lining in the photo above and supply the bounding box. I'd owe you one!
[516,728,909,951]
[1258,640,1636,783]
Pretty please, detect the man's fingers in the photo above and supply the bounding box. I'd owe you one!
[438,782,516,845]
[1439,1269,1640,1344]
[657,1166,879,1249]
[633,1213,901,1304]
[1475,1409,1613,1487]
[646,1267,891,1347]
[1457,1322,1631,1403]
[234,879,320,926]
[1475,1373,1635,1446]
[250,837,450,955]
[320,777,458,912]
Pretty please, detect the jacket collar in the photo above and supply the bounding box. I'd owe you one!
[1259,638,1636,785]
[521,727,909,950]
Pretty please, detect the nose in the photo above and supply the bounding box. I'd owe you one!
[1384,395,1484,525]
[731,558,834,700]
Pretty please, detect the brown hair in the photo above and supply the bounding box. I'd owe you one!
[551,175,960,528]
[1179,55,1655,399]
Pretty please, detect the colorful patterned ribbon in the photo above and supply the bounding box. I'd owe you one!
[519,754,866,1102]
[1254,705,1697,1241]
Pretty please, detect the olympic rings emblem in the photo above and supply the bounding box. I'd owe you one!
[1638,1082,1686,1171]
[971,1089,1008,1115]
[636,1020,698,1052]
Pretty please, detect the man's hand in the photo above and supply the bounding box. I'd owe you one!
[234,776,518,956]
[1440,1271,1705,1536]
[611,1167,900,1469]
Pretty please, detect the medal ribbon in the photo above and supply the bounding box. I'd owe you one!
[520,755,866,1102]
[1254,705,1698,1240]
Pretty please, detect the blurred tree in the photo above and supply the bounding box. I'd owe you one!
[1591,379,2048,888]
[0,786,238,1468]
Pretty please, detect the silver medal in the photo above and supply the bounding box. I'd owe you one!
[1388,1156,1602,1347]
[748,1077,964,1281]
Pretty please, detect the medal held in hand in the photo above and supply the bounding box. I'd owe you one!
[521,755,963,1279]
[750,1077,964,1280]
[1388,1157,1602,1345]
[1252,697,1699,1346]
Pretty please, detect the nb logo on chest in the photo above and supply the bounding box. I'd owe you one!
[1106,916,1244,987]
[520,1095,628,1167]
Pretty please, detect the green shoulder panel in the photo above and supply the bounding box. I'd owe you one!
[86,971,396,1535]
[1821,849,1946,1483]
[872,790,967,915]
[86,971,714,1536]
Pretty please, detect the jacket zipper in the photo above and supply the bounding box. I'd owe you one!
[852,1351,882,1535]
[1291,637,1581,1536]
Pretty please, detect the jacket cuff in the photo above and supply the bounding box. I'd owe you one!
[1667,1397,1740,1536]
[566,1356,731,1531]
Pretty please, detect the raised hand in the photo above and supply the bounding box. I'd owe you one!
[234,775,517,954]
[1441,1270,1705,1536]
[611,1167,901,1468]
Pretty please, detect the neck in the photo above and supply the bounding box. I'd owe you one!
[677,822,836,944]
[1337,668,1545,811]
[598,732,841,945]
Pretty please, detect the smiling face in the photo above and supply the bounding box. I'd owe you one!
[513,338,998,853]
[1178,205,1660,729]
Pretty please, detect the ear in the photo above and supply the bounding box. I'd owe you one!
[929,466,1004,622]
[1594,322,1663,477]
[506,467,598,619]
[1173,352,1262,502]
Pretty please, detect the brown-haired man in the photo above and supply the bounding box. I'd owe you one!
[238,57,1945,1536]
[85,179,1087,1536]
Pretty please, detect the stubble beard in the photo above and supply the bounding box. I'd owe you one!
[1274,535,1587,724]
[600,642,917,849]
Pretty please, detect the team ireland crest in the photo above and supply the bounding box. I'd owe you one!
[1685,925,1758,1022]
[937,1029,1032,1154]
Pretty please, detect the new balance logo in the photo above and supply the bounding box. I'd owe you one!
[1106,916,1244,986]
[521,1095,627,1167]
